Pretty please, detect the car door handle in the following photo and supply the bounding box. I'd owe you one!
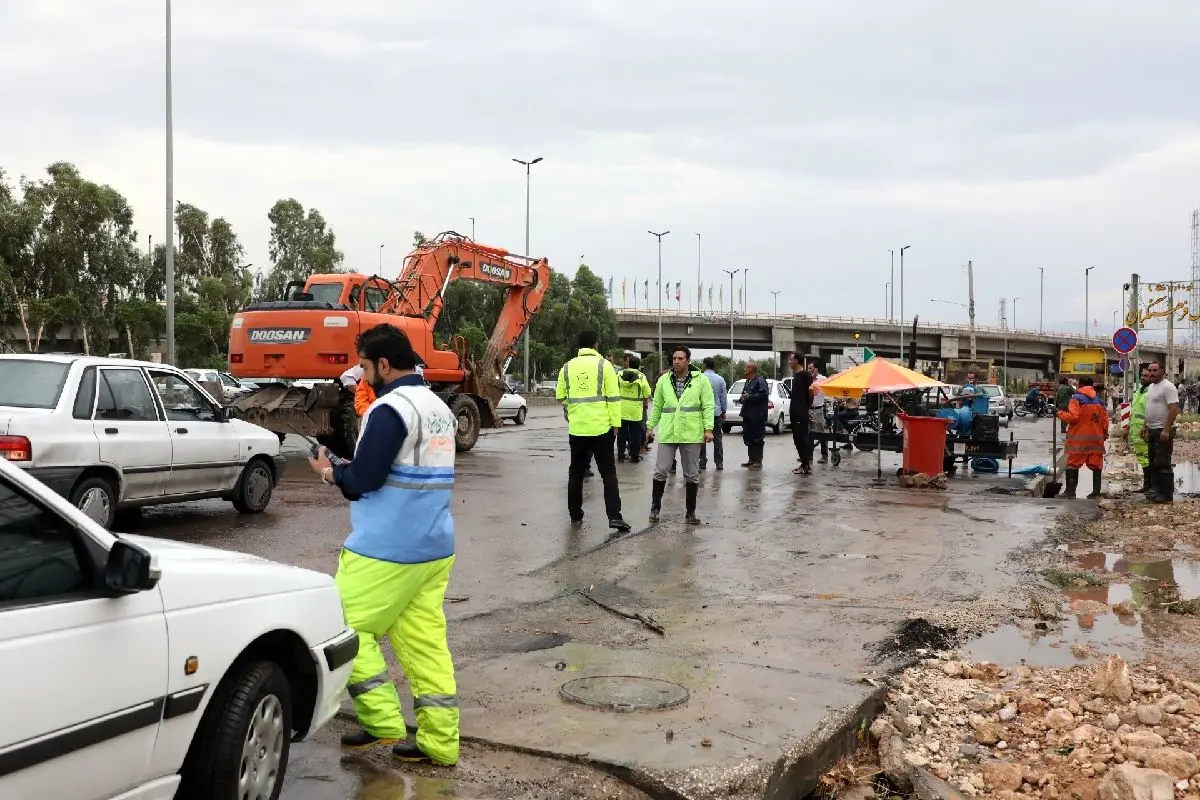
[175,427,189,434]
[104,427,119,435]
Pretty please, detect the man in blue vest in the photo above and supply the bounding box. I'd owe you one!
[308,323,459,766]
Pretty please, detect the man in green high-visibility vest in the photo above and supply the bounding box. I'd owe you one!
[556,331,631,531]
[647,346,715,524]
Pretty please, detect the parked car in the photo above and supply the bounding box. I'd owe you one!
[0,354,287,528]
[0,455,357,800]
[496,391,528,424]
[723,378,790,434]
[504,378,526,395]
[183,368,253,404]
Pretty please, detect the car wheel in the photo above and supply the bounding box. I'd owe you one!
[178,661,293,800]
[721,423,733,434]
[515,406,527,425]
[771,415,782,435]
[70,475,117,529]
[232,459,274,514]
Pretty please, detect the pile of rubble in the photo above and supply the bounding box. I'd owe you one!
[898,472,948,491]
[869,651,1200,799]
[1090,498,1200,551]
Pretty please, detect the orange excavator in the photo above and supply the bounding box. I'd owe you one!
[227,232,551,458]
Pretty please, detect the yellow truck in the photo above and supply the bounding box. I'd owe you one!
[1058,347,1108,388]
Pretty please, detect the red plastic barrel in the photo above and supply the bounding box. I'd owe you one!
[899,414,952,476]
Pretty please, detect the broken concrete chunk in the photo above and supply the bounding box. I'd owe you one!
[1096,763,1174,800]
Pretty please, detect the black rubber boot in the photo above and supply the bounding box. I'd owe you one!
[649,479,666,522]
[1062,468,1079,499]
[749,443,764,469]
[1087,470,1102,499]
[1149,470,1174,504]
[684,483,700,525]
[1134,467,1152,493]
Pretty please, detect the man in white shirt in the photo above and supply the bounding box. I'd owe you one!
[1142,361,1180,503]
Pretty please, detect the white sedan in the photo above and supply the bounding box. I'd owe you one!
[722,378,790,434]
[496,392,527,424]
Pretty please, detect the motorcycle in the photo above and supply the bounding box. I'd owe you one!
[1013,399,1055,418]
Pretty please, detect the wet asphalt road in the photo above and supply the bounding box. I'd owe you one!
[120,407,1060,798]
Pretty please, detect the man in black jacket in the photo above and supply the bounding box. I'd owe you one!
[788,353,812,475]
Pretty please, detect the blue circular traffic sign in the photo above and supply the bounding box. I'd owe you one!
[1118,358,1131,372]
[1113,326,1138,354]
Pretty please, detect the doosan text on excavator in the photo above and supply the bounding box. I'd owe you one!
[225,232,552,459]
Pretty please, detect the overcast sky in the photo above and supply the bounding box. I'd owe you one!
[5,0,1200,340]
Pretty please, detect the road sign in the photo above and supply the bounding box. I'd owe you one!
[843,346,875,363]
[1118,357,1131,373]
[1112,326,1139,354]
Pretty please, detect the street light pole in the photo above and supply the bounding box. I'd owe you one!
[164,0,176,365]
[888,250,895,320]
[723,268,741,368]
[1084,266,1095,338]
[378,244,384,272]
[899,245,911,363]
[694,233,701,313]
[513,156,543,388]
[649,230,670,370]
[770,290,781,316]
[1038,267,1044,333]
[469,217,475,240]
[885,282,891,317]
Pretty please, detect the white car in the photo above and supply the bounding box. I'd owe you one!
[722,378,790,434]
[0,354,287,529]
[183,369,253,404]
[496,392,527,425]
[977,384,1013,426]
[0,455,357,800]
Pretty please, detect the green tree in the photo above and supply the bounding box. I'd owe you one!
[255,198,344,300]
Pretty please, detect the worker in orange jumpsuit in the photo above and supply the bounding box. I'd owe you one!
[344,362,424,416]
[1056,376,1109,499]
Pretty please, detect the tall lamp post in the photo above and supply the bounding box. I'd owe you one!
[885,282,891,318]
[649,230,670,370]
[898,245,911,363]
[378,244,384,272]
[1084,266,1095,337]
[888,249,895,320]
[469,217,475,239]
[743,268,749,314]
[164,0,176,365]
[770,289,781,316]
[723,268,741,368]
[694,233,701,313]
[1038,267,1044,333]
[513,156,543,388]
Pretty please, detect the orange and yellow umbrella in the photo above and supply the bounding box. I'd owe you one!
[820,358,948,400]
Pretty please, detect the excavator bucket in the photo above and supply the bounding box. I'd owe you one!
[232,382,342,438]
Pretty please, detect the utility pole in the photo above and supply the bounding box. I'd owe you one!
[164,0,176,365]
[513,156,543,388]
[743,268,749,314]
[378,244,384,272]
[649,230,670,370]
[694,233,701,313]
[967,260,977,359]
[723,268,741,368]
[899,245,911,363]
[770,290,781,316]
[1130,273,1141,400]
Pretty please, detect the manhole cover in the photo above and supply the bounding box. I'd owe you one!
[559,675,689,712]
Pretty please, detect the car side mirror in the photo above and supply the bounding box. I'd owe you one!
[212,405,228,423]
[104,539,160,596]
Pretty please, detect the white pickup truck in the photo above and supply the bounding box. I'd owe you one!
[0,354,287,528]
[0,455,357,800]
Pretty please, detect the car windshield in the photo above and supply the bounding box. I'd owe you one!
[980,385,1002,397]
[0,361,70,409]
[729,380,746,394]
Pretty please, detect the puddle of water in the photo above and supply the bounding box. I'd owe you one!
[966,548,1200,667]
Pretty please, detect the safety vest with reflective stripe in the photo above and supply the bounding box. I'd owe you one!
[556,349,623,435]
[649,367,716,444]
[617,369,652,422]
[344,384,456,564]
[1058,388,1109,457]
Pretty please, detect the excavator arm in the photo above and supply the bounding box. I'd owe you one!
[380,232,551,392]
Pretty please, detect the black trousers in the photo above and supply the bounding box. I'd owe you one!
[568,432,621,521]
[617,420,645,459]
[1146,427,1175,499]
[792,411,811,468]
